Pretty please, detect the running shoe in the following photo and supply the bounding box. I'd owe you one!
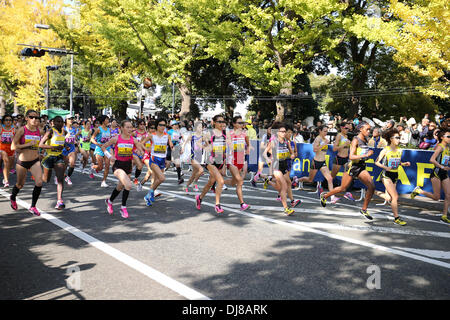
[133,178,139,185]
[240,203,250,211]
[215,204,224,214]
[136,183,142,192]
[105,199,114,214]
[55,200,65,210]
[154,190,162,198]
[184,186,189,193]
[28,207,40,216]
[330,195,340,204]
[344,192,355,201]
[295,181,303,191]
[10,197,18,211]
[441,215,450,224]
[276,195,281,202]
[317,185,324,198]
[54,176,58,185]
[120,206,129,219]
[223,184,228,191]
[10,169,15,174]
[89,168,94,179]
[3,181,9,189]
[149,190,155,202]
[263,178,269,189]
[144,194,152,207]
[284,207,295,216]
[193,184,199,192]
[210,185,216,193]
[178,178,184,185]
[394,216,407,226]
[65,176,73,186]
[251,179,257,188]
[290,199,301,208]
[320,192,327,207]
[101,181,109,188]
[195,194,202,210]
[360,209,373,220]
[410,186,422,199]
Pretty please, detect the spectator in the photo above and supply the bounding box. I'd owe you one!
[409,123,420,147]
[293,129,304,143]
[368,127,387,148]
[397,124,409,147]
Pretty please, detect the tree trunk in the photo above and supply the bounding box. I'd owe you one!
[224,99,235,121]
[275,86,292,122]
[0,88,6,117]
[178,82,191,121]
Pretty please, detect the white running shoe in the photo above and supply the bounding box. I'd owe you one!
[65,176,73,186]
[136,183,142,192]
[101,181,109,188]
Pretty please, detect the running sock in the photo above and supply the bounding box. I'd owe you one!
[176,167,181,180]
[110,187,121,202]
[11,185,20,201]
[135,168,142,179]
[122,189,130,206]
[31,186,42,207]
[68,167,74,177]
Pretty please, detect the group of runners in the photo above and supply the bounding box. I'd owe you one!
[1,110,449,225]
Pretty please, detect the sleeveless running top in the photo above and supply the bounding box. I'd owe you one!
[96,126,111,145]
[436,143,450,166]
[20,126,41,150]
[210,130,227,164]
[191,134,203,163]
[151,133,169,158]
[230,130,246,165]
[276,138,290,161]
[0,126,15,146]
[64,126,78,145]
[352,136,370,164]
[382,146,402,173]
[115,135,134,162]
[46,128,65,156]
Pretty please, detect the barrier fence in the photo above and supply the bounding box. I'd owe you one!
[247,141,438,196]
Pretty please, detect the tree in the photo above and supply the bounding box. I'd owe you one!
[213,0,347,122]
[0,0,66,113]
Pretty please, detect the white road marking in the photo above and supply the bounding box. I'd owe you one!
[0,189,211,300]
[393,247,450,259]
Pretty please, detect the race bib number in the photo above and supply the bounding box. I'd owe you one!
[25,135,40,149]
[278,152,290,160]
[442,155,449,166]
[117,143,133,157]
[388,158,401,169]
[1,133,13,144]
[154,144,166,153]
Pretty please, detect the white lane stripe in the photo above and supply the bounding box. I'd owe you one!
[392,247,450,260]
[0,189,210,300]
[288,221,450,239]
[79,170,450,269]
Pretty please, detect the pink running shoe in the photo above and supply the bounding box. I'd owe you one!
[10,197,18,211]
[195,195,202,210]
[105,199,113,215]
[215,204,224,214]
[193,185,199,192]
[65,176,73,186]
[29,207,40,216]
[184,186,189,193]
[344,192,355,201]
[330,196,340,204]
[120,206,129,219]
[240,203,250,211]
[276,196,282,202]
[89,173,94,179]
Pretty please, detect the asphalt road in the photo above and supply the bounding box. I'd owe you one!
[1,164,449,301]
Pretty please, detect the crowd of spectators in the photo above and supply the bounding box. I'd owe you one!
[2,110,448,150]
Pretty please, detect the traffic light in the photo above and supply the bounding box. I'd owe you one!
[20,47,45,57]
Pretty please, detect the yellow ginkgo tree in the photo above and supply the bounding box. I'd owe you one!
[0,0,66,114]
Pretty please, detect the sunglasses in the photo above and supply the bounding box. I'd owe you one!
[150,127,156,129]
[4,118,12,121]
[444,135,450,139]
[237,121,246,125]
[393,136,400,140]
[158,123,166,127]
[28,115,39,119]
